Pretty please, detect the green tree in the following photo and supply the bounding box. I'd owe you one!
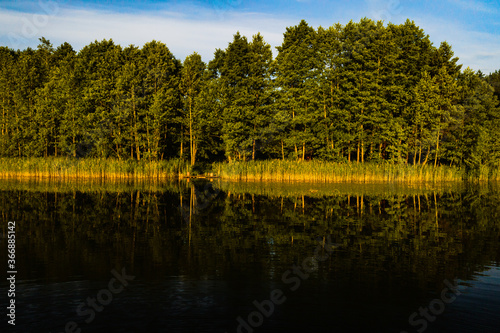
[410,68,460,166]
[0,47,16,156]
[33,38,62,157]
[180,52,206,166]
[11,47,49,157]
[75,39,123,158]
[218,32,252,161]
[54,43,87,158]
[116,45,143,160]
[247,33,273,160]
[141,41,181,160]
[194,74,224,161]
[274,20,320,160]
[213,32,272,161]
[315,24,343,160]
[486,70,500,103]
[390,20,434,163]
[340,19,404,163]
[457,69,500,177]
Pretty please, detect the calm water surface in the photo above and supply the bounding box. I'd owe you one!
[0,179,499,333]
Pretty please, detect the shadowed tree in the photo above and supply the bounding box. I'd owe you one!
[141,40,182,160]
[180,52,206,166]
[274,20,320,160]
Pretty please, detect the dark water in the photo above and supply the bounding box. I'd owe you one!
[1,179,499,333]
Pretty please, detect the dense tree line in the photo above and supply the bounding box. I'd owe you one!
[1,19,499,173]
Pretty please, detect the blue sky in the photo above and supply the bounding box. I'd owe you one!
[0,0,499,73]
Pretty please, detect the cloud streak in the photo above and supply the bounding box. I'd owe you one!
[0,5,292,61]
[412,15,500,73]
[448,0,497,13]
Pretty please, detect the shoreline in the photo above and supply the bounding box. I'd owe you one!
[0,157,498,183]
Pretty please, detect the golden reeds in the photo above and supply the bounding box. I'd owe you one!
[0,158,497,183]
[210,160,499,183]
[0,157,189,181]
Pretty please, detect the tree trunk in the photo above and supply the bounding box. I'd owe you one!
[133,90,140,161]
[252,139,255,161]
[360,124,364,163]
[180,139,183,159]
[192,136,197,165]
[357,140,360,163]
[422,148,430,166]
[361,139,364,163]
[72,132,76,158]
[348,143,351,162]
[189,96,194,166]
[145,114,151,160]
[252,123,256,161]
[434,129,440,168]
[413,126,418,165]
[418,144,422,165]
[281,140,284,161]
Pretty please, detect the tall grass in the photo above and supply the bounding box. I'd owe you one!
[211,160,500,183]
[0,157,189,181]
[0,158,497,183]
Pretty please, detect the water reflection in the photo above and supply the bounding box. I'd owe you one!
[0,179,499,332]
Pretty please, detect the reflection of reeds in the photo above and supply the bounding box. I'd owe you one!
[0,177,184,194]
[0,157,189,180]
[215,180,464,198]
[212,160,499,183]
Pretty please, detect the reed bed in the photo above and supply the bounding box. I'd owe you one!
[0,157,189,181]
[211,160,499,183]
[0,158,497,183]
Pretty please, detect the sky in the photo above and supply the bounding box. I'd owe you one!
[0,0,499,73]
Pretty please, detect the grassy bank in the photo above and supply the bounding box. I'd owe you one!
[0,157,189,180]
[211,160,499,183]
[0,158,497,182]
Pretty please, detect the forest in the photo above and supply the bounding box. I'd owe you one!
[1,18,499,177]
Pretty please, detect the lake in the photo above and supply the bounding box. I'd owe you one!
[0,179,499,333]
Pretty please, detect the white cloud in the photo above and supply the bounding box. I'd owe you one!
[412,16,500,73]
[366,0,404,23]
[0,6,293,62]
[447,0,497,13]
